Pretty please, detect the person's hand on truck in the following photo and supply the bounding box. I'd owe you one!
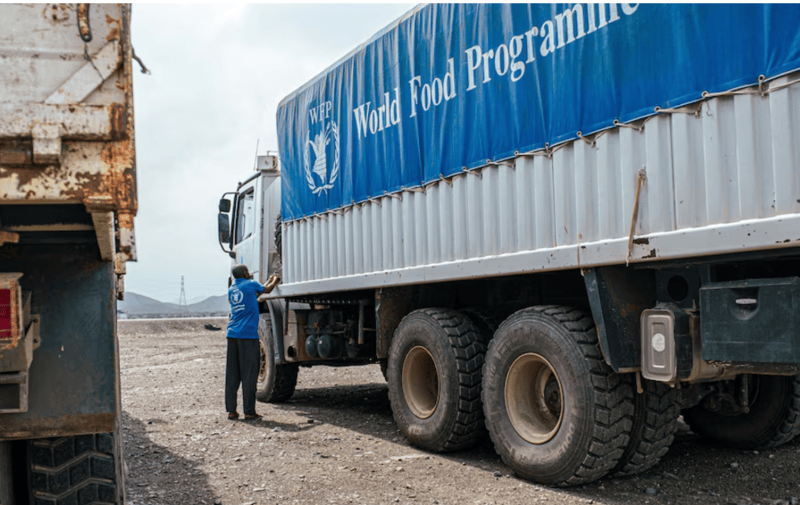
[264,274,281,293]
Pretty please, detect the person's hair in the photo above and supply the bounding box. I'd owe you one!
[231,264,249,279]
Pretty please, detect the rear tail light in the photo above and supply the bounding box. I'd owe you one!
[0,288,11,340]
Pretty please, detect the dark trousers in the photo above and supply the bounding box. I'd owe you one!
[225,338,260,415]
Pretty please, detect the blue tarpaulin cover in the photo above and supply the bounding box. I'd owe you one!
[277,3,800,221]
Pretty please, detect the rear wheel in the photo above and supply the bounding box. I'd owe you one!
[387,308,486,452]
[612,379,680,476]
[482,306,633,486]
[256,314,298,403]
[27,422,126,504]
[460,307,501,342]
[683,374,800,449]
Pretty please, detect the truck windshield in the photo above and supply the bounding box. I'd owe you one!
[234,190,255,244]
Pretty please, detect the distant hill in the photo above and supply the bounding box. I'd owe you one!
[119,292,229,318]
[186,295,229,314]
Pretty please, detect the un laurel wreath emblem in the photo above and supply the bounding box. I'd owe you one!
[304,120,340,195]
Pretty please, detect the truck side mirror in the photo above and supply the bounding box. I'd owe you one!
[219,198,231,213]
[218,213,230,243]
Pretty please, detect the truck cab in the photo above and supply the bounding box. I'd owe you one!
[218,155,281,285]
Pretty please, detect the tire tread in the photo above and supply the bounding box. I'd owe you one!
[29,434,121,504]
[391,308,487,452]
[769,375,800,447]
[486,305,634,486]
[612,380,680,476]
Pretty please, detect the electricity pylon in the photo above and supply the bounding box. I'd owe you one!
[179,276,187,312]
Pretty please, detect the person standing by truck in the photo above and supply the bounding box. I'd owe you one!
[226,265,280,420]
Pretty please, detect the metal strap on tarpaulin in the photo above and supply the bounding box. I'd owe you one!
[277,4,800,222]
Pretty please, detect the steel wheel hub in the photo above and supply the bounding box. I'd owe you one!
[402,346,439,419]
[505,353,563,444]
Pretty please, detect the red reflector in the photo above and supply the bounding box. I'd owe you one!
[0,289,11,338]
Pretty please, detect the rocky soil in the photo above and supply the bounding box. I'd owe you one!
[119,318,800,505]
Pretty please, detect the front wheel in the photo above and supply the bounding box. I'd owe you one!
[482,306,633,486]
[256,314,298,403]
[387,308,486,452]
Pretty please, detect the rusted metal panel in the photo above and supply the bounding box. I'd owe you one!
[46,41,122,105]
[0,3,131,436]
[0,412,116,441]
[0,103,128,139]
[0,4,127,104]
[90,211,115,261]
[0,141,135,207]
[0,3,137,263]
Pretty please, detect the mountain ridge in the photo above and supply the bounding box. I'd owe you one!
[119,292,228,317]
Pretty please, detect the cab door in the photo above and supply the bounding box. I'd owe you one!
[231,178,261,280]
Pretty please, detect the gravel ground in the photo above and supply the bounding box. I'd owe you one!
[119,318,800,505]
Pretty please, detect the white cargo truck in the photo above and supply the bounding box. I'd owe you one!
[0,4,137,503]
[219,4,800,485]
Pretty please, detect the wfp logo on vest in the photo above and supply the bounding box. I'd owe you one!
[230,288,243,305]
[304,101,340,196]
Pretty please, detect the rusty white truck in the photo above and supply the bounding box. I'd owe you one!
[219,4,800,485]
[0,4,137,504]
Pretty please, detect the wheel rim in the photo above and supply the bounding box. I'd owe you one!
[505,353,563,444]
[402,346,439,419]
[258,339,267,382]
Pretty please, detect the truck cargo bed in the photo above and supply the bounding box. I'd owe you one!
[278,74,800,296]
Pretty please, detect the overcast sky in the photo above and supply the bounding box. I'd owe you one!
[127,3,413,303]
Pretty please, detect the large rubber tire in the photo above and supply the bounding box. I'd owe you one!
[459,307,501,342]
[482,306,633,486]
[612,379,680,476]
[28,424,126,505]
[387,308,486,452]
[256,313,298,403]
[683,374,800,449]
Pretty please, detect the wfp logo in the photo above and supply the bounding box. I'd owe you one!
[304,100,340,195]
[230,288,243,305]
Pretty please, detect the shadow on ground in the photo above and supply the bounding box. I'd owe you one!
[122,411,219,505]
[268,380,800,505]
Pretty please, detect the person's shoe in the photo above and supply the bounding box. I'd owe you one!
[244,413,262,421]
[227,412,239,420]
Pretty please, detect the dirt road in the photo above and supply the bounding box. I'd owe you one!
[119,318,800,505]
